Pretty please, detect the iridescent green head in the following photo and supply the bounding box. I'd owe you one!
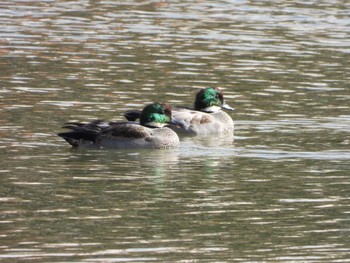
[140,103,173,128]
[194,87,234,113]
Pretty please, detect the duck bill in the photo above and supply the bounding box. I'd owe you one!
[169,118,188,129]
[221,101,235,111]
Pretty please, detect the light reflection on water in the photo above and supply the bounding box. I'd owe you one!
[1,0,350,262]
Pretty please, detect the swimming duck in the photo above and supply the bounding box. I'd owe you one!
[124,87,234,136]
[58,103,180,149]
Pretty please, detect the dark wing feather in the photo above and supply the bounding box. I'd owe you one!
[101,124,150,139]
[58,120,107,147]
[124,110,142,121]
[58,130,98,143]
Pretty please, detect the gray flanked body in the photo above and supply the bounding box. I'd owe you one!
[169,87,234,136]
[124,88,234,136]
[123,88,235,137]
[170,108,234,136]
[97,123,179,149]
[58,103,179,149]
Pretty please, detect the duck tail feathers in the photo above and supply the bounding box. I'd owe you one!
[58,123,101,147]
[58,130,98,147]
[124,110,142,121]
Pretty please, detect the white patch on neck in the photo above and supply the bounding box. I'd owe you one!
[202,105,221,113]
[144,121,166,128]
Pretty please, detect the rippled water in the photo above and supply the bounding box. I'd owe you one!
[1,0,350,262]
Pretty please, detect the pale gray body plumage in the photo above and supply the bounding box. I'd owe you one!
[97,123,179,149]
[58,103,180,149]
[169,108,234,136]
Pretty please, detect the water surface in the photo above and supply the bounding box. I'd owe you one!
[1,0,350,262]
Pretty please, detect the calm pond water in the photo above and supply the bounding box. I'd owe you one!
[1,0,350,262]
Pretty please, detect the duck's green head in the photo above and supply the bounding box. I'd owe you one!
[140,103,173,128]
[194,87,234,113]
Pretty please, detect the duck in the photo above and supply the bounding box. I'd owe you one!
[58,103,180,149]
[124,87,234,136]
